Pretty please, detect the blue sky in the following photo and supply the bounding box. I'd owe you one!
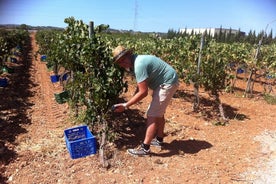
[1,0,276,35]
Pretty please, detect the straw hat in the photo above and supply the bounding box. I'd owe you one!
[112,45,132,62]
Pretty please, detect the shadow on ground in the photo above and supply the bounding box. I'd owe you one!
[155,139,213,157]
[0,36,37,184]
[174,89,250,121]
[112,108,147,149]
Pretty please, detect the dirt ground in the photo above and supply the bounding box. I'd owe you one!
[1,32,276,184]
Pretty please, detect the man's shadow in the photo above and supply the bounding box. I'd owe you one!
[112,108,213,157]
[153,139,213,157]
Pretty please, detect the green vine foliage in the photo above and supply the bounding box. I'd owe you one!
[200,41,230,95]
[63,17,126,127]
[35,29,62,71]
[0,29,29,63]
[36,17,127,137]
[35,20,276,127]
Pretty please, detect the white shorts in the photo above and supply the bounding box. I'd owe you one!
[147,82,179,118]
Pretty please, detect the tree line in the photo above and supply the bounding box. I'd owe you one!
[167,27,276,45]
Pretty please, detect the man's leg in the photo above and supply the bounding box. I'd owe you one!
[127,82,178,156]
[127,117,157,156]
[143,116,165,148]
[146,82,178,141]
[143,116,159,145]
[156,116,165,138]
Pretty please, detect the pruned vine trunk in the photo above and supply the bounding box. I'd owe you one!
[244,69,255,97]
[229,74,237,93]
[99,120,109,168]
[193,83,200,112]
[214,93,228,122]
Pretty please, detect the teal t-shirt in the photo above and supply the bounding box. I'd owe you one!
[134,55,178,90]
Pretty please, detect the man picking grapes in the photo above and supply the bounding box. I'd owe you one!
[112,45,179,156]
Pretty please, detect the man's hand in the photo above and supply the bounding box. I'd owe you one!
[112,103,127,113]
[112,80,148,113]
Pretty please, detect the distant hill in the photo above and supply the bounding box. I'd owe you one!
[0,24,64,30]
[0,24,166,35]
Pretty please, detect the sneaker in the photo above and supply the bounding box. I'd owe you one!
[151,138,163,148]
[127,146,150,156]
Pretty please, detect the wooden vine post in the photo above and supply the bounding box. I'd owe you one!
[88,21,108,168]
[193,33,205,111]
[89,21,94,39]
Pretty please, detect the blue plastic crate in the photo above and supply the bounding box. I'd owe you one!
[266,75,273,79]
[237,68,244,74]
[10,57,17,63]
[0,78,8,87]
[64,125,97,159]
[41,55,47,61]
[61,73,68,81]
[50,75,60,83]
